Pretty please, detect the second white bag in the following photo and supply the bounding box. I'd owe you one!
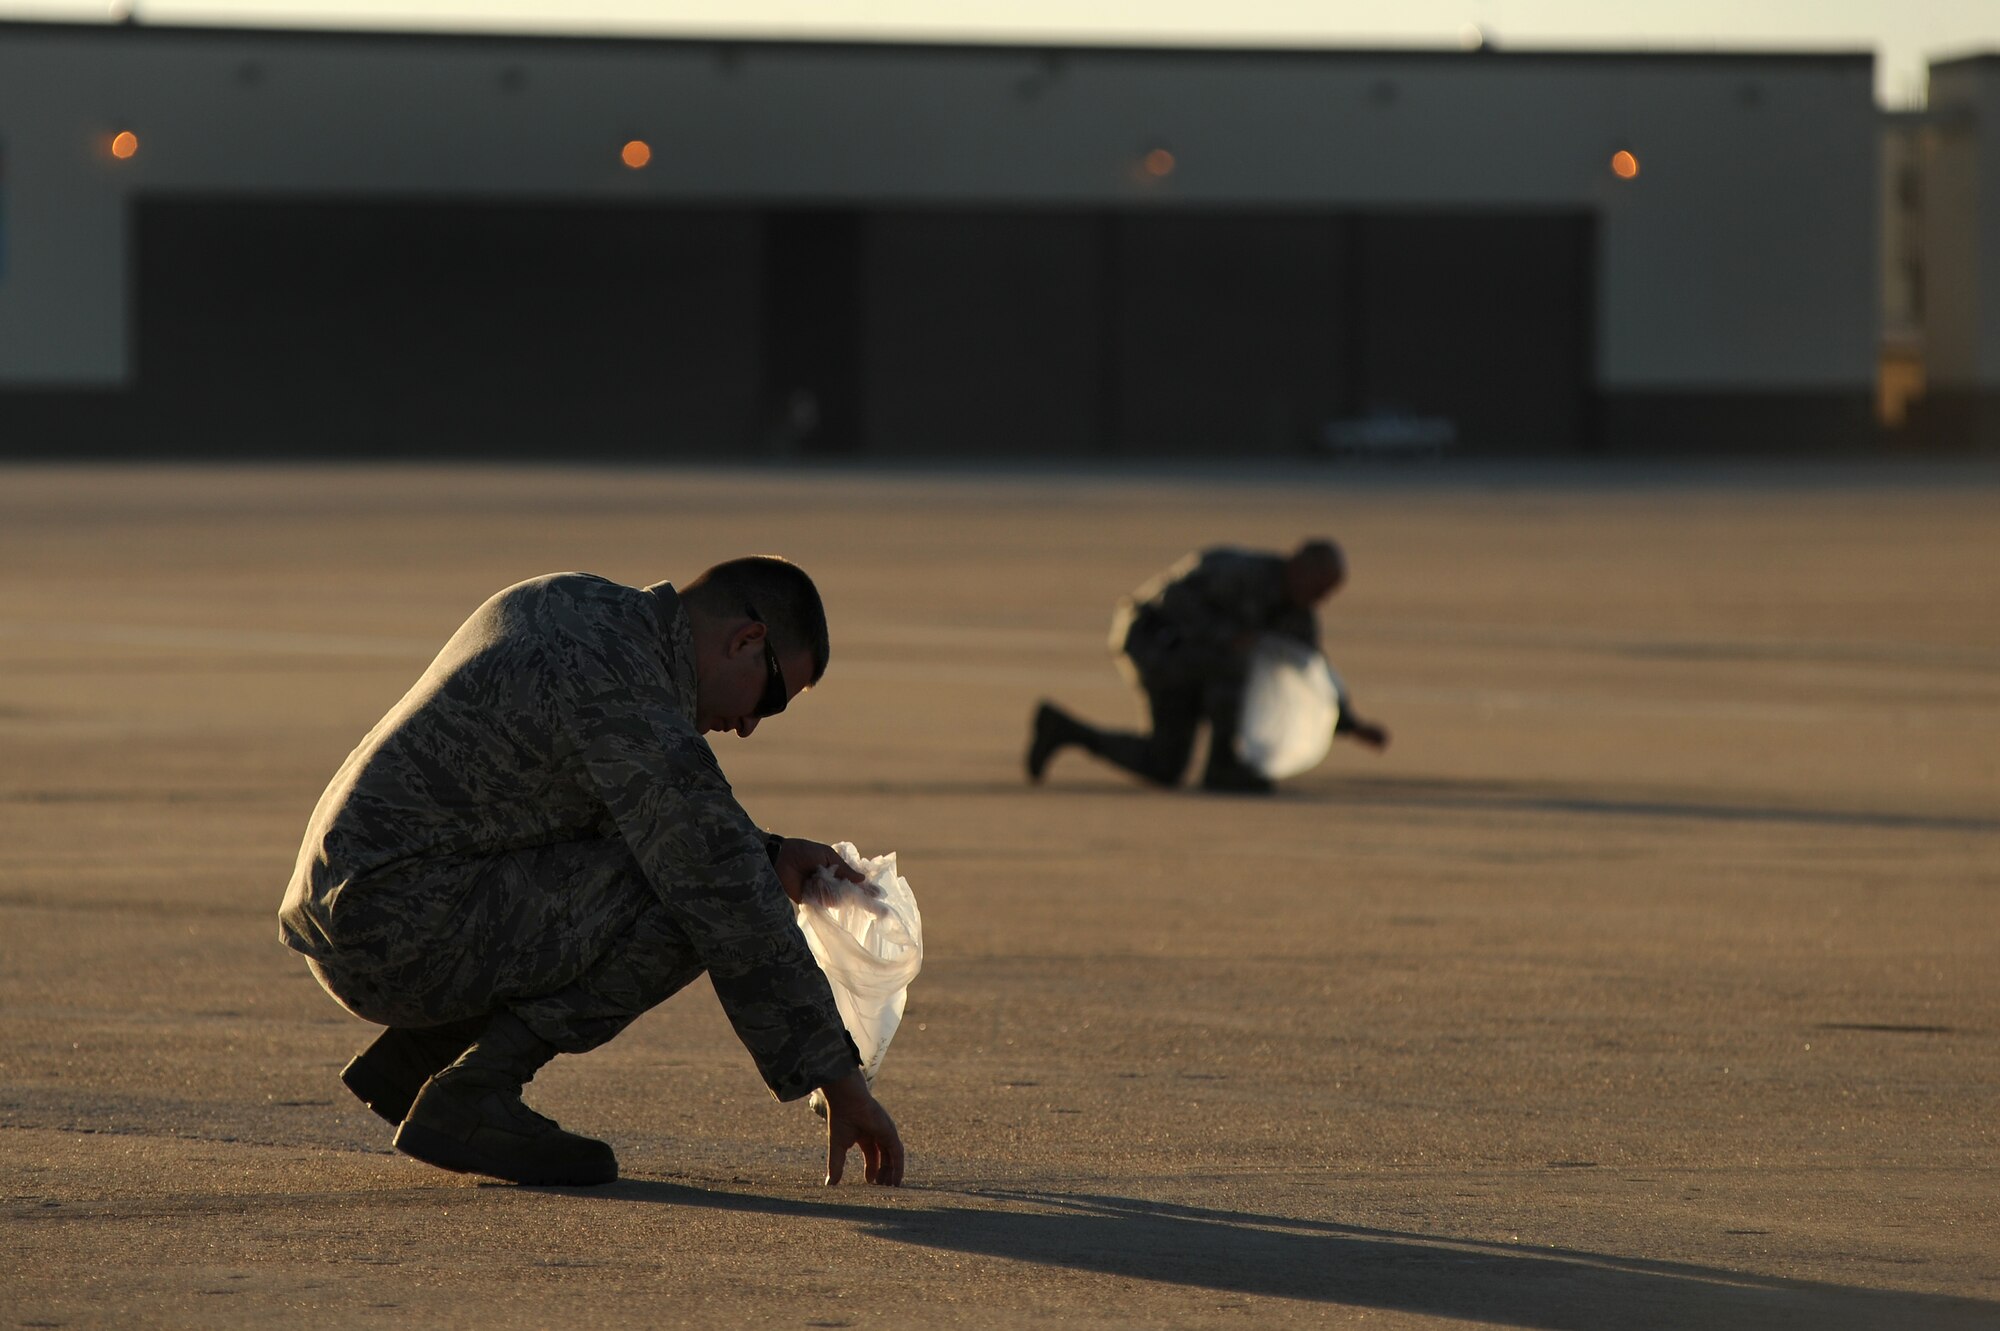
[1235,634,1344,779]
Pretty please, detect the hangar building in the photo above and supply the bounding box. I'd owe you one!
[0,21,1990,458]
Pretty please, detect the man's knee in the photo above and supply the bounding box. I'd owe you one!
[1132,745,1193,786]
[506,919,701,1053]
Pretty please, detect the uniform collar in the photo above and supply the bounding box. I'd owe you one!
[643,581,700,723]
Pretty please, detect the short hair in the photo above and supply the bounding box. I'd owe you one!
[682,556,831,685]
[1292,539,1345,576]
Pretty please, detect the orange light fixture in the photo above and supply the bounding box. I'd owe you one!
[621,139,652,169]
[1610,149,1639,180]
[1142,148,1176,178]
[110,130,139,160]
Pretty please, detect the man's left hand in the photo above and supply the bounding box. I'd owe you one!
[773,838,872,905]
[1346,719,1391,751]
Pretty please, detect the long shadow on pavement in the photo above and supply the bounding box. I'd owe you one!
[597,1180,1997,1330]
[1300,774,2000,835]
[767,774,2000,836]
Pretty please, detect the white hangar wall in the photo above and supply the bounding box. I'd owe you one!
[0,22,1881,454]
[1920,55,2000,445]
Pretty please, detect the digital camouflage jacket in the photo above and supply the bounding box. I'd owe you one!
[279,573,856,1100]
[1114,547,1319,679]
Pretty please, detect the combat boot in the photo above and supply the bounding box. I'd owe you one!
[392,1012,618,1186]
[340,1016,487,1125]
[1026,702,1087,782]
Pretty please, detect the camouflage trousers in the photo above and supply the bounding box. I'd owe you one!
[306,838,706,1055]
[1084,650,1256,788]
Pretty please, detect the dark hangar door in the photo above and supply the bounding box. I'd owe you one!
[858,207,1595,457]
[132,197,766,457]
[1110,212,1354,457]
[1348,212,1597,453]
[860,210,1106,457]
[128,199,1595,458]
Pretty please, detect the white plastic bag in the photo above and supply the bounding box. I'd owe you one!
[1235,634,1345,779]
[795,842,923,1118]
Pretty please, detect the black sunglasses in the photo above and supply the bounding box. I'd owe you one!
[744,606,789,718]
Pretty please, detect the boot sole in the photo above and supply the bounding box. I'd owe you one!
[1026,704,1061,782]
[392,1120,619,1187]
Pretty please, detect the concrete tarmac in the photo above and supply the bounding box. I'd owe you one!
[1,463,1995,1329]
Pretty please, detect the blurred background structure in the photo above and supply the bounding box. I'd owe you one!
[1882,55,2000,448]
[0,20,1995,458]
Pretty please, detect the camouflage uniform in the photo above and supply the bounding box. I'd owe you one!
[279,574,859,1103]
[1115,547,1318,680]
[1091,547,1327,786]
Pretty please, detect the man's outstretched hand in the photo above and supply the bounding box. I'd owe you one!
[773,838,873,906]
[1344,717,1391,751]
[820,1071,904,1187]
[1350,720,1390,751]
